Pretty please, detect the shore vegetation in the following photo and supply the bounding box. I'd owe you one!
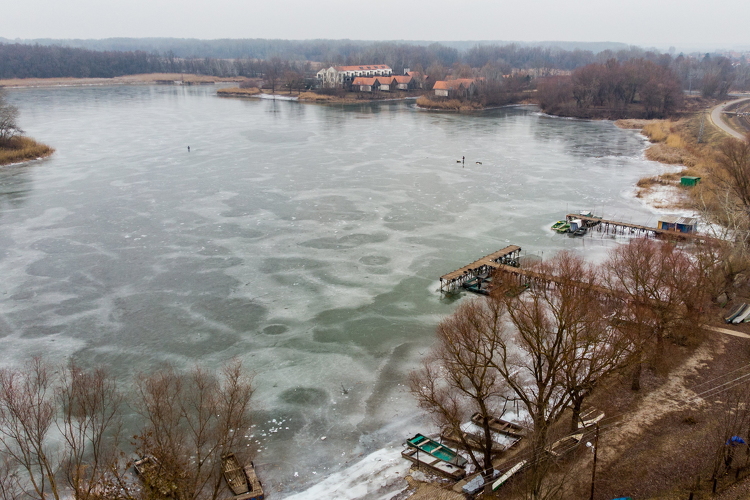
[0,136,54,166]
[0,89,54,166]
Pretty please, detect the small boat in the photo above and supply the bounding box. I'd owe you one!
[555,223,570,234]
[725,303,747,323]
[463,275,492,295]
[221,453,265,499]
[546,433,583,457]
[401,447,466,480]
[551,221,566,230]
[573,227,588,237]
[222,453,249,495]
[133,455,157,477]
[471,412,526,438]
[733,304,750,324]
[406,433,467,467]
[492,460,527,491]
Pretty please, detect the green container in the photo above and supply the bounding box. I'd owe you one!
[680,176,701,187]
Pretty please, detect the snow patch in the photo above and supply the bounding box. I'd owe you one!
[283,447,410,500]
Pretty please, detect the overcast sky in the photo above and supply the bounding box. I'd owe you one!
[2,0,748,49]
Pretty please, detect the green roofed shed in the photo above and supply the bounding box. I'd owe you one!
[681,176,701,187]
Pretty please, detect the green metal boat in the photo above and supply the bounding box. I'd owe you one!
[550,220,566,230]
[406,433,467,467]
[555,223,570,234]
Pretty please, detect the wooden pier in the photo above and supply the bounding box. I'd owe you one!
[439,245,521,293]
[565,214,710,242]
[439,245,614,297]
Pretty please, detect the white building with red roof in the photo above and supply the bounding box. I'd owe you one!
[433,79,477,98]
[316,65,393,88]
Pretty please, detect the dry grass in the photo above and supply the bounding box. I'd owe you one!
[632,116,713,204]
[642,121,672,142]
[614,118,659,130]
[636,176,674,189]
[665,133,687,148]
[416,96,481,111]
[216,87,261,96]
[0,136,54,166]
[297,92,336,101]
[645,143,696,166]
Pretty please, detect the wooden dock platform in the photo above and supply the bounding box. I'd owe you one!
[565,214,710,242]
[440,245,521,293]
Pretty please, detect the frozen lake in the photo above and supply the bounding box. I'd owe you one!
[1,85,666,496]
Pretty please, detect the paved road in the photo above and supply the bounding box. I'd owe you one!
[709,97,750,140]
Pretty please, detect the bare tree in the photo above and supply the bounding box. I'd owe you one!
[263,58,285,95]
[409,298,508,478]
[56,362,126,500]
[714,135,750,211]
[604,239,707,390]
[0,90,23,144]
[486,252,623,498]
[0,357,60,500]
[283,69,304,95]
[134,360,254,500]
[411,251,632,498]
[0,451,23,500]
[709,385,750,482]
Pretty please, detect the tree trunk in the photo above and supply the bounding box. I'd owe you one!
[480,413,494,478]
[570,396,583,433]
[631,359,642,391]
[528,419,549,500]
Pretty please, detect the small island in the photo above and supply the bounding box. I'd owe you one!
[0,90,53,166]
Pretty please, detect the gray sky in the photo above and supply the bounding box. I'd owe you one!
[2,0,748,48]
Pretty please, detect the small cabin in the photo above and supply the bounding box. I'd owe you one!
[377,77,397,92]
[658,215,698,233]
[352,77,380,92]
[680,176,701,187]
[393,75,414,90]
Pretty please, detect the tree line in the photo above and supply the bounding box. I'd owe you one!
[0,359,254,500]
[536,59,685,119]
[2,40,748,96]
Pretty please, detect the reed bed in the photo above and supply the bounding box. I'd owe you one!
[415,96,481,111]
[0,137,54,166]
[216,87,260,95]
[297,92,336,101]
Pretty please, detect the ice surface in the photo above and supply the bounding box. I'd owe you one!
[1,87,672,497]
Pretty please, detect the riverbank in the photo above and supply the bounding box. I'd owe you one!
[0,73,243,88]
[0,136,54,166]
[614,109,727,214]
[218,87,424,104]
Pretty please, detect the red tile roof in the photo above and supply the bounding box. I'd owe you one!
[352,77,379,85]
[393,75,412,83]
[335,65,391,72]
[433,79,475,90]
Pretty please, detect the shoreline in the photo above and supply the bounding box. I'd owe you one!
[0,73,243,89]
[218,88,423,105]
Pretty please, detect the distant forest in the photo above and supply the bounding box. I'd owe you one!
[0,37,632,60]
[0,38,748,97]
